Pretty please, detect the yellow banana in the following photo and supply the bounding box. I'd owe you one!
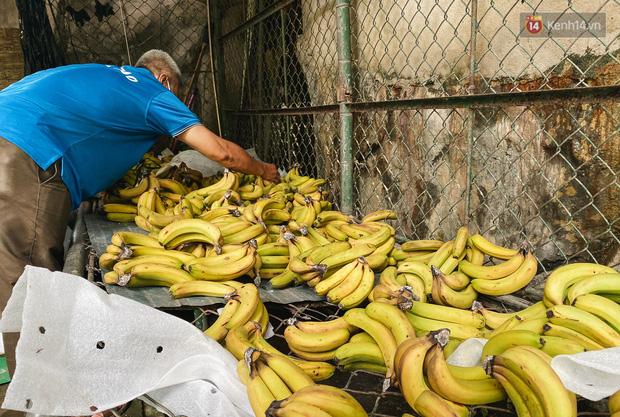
[440,271,470,291]
[169,280,237,299]
[452,226,469,258]
[428,240,454,269]
[284,325,350,353]
[225,284,260,329]
[102,203,137,214]
[410,301,484,328]
[204,298,240,341]
[255,360,292,401]
[334,341,385,366]
[401,239,444,252]
[99,252,119,270]
[566,273,620,304]
[129,246,195,264]
[124,264,193,287]
[481,330,543,358]
[540,335,587,356]
[471,250,537,296]
[469,234,518,259]
[267,269,301,289]
[246,363,275,417]
[365,301,416,344]
[361,209,397,223]
[466,242,485,265]
[321,243,376,270]
[406,313,483,339]
[113,255,182,274]
[106,212,135,222]
[459,249,525,280]
[295,317,355,334]
[117,177,148,199]
[572,293,620,332]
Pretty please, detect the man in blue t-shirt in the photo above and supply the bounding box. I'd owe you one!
[0,50,279,416]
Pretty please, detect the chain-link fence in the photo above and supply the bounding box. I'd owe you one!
[218,0,620,272]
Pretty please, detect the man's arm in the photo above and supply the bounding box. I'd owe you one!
[177,124,280,183]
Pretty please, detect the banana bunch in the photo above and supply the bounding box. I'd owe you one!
[543,262,619,306]
[314,256,374,309]
[265,384,367,417]
[284,166,327,195]
[239,347,314,417]
[284,319,352,361]
[224,321,335,381]
[334,331,387,374]
[487,346,577,417]
[203,284,267,342]
[368,267,418,308]
[157,218,223,252]
[406,301,486,340]
[186,241,259,281]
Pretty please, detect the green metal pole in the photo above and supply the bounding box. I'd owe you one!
[209,0,228,136]
[336,0,354,214]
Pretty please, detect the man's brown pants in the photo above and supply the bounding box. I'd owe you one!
[0,138,71,416]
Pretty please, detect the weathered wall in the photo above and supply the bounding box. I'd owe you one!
[0,0,23,89]
[295,0,620,266]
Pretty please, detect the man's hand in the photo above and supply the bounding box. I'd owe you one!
[178,125,281,182]
[261,162,280,183]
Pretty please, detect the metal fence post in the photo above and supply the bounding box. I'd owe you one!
[209,0,227,137]
[336,0,354,214]
[465,0,478,223]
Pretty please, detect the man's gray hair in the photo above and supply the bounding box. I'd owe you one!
[135,49,182,83]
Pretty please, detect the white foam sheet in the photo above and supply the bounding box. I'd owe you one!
[551,348,620,401]
[0,266,252,416]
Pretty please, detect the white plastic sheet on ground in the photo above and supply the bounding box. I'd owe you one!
[551,348,620,401]
[0,266,252,417]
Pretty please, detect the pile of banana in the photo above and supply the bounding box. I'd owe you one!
[97,163,620,417]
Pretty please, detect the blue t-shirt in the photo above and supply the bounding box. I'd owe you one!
[0,64,201,208]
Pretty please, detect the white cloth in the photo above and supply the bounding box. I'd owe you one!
[0,266,251,417]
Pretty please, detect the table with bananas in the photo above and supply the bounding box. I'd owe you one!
[88,153,619,417]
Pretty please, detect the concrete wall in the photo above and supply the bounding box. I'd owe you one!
[0,0,23,89]
[295,0,620,266]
